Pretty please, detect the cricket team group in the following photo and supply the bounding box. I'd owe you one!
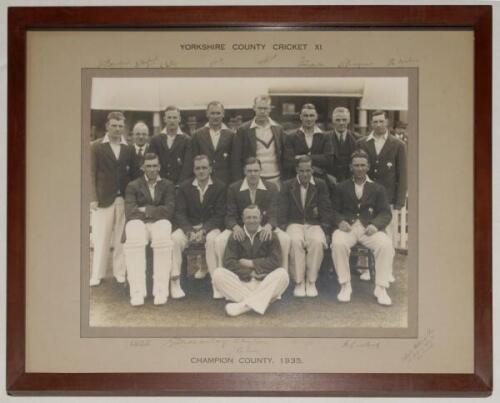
[90,95,407,317]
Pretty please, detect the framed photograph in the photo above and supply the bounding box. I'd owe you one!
[7,5,492,396]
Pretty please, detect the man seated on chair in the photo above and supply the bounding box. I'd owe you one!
[213,204,289,317]
[279,155,333,298]
[331,149,395,306]
[123,152,182,306]
[215,157,291,271]
[172,154,226,298]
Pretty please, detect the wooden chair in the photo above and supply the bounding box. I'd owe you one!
[181,241,207,280]
[350,243,376,280]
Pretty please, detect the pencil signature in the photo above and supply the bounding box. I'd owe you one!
[337,58,373,68]
[97,58,131,68]
[160,338,267,354]
[401,328,435,363]
[96,58,178,68]
[342,340,381,349]
[209,58,225,67]
[298,56,324,67]
[387,56,418,66]
[258,53,278,65]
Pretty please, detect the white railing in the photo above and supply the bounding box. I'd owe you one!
[393,201,408,251]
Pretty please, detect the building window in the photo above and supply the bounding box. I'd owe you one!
[282,103,296,116]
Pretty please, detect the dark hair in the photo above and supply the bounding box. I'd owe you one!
[193,154,211,166]
[371,110,388,120]
[143,152,159,162]
[295,155,313,167]
[301,103,317,113]
[244,157,262,168]
[350,149,370,163]
[106,111,125,122]
[242,204,261,216]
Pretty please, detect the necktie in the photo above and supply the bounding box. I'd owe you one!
[138,147,143,156]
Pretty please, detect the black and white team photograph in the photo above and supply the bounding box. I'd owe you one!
[86,75,411,335]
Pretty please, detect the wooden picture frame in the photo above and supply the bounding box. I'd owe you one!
[7,5,492,396]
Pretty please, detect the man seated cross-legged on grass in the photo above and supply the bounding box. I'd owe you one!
[213,204,289,317]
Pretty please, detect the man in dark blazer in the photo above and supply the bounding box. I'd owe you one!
[279,155,333,298]
[231,95,286,187]
[215,157,291,271]
[90,111,138,287]
[213,204,289,317]
[131,120,150,167]
[172,155,226,298]
[331,149,395,306]
[191,101,234,185]
[328,107,360,182]
[148,105,193,185]
[123,153,182,306]
[283,103,334,180]
[357,110,407,244]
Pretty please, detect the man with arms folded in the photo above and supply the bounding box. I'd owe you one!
[283,103,333,180]
[172,155,226,298]
[331,150,395,306]
[215,157,290,271]
[123,153,182,306]
[279,155,333,298]
[149,105,193,185]
[191,101,234,185]
[90,111,138,287]
[231,95,286,188]
[213,205,289,317]
[328,107,360,183]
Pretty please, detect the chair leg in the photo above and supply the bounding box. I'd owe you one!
[180,251,188,287]
[368,250,376,281]
[145,244,153,297]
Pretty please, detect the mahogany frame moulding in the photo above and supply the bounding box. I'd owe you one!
[6,5,492,397]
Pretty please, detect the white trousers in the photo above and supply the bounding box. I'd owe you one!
[171,228,221,278]
[212,267,289,314]
[90,197,126,282]
[331,221,394,288]
[286,224,327,284]
[123,219,173,300]
[215,228,291,270]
